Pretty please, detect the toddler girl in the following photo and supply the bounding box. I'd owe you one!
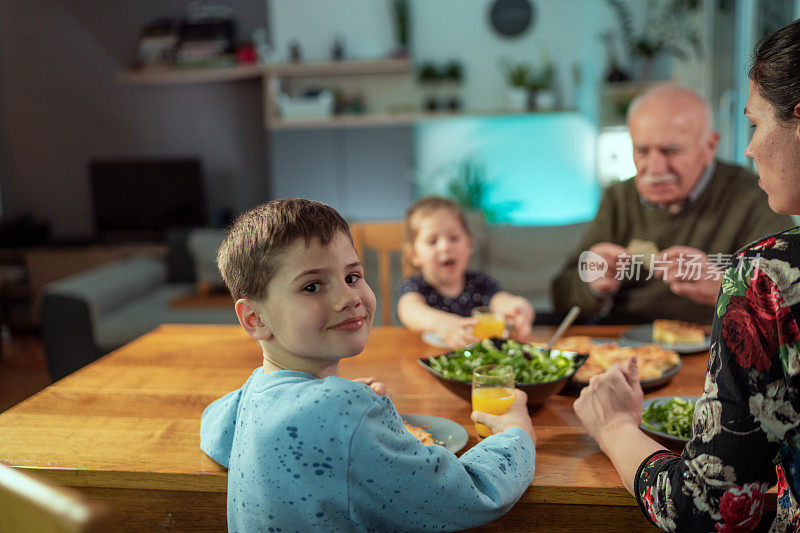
[397,196,535,348]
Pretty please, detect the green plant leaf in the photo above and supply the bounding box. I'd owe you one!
[440,158,519,223]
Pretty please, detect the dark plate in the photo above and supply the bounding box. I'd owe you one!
[417,339,588,406]
[640,395,699,445]
[621,324,710,354]
[568,337,683,390]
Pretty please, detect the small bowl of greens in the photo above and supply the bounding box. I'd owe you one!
[640,395,698,445]
[417,338,588,406]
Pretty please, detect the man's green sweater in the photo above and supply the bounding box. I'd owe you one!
[551,160,794,324]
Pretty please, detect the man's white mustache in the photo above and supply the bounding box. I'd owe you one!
[638,173,679,186]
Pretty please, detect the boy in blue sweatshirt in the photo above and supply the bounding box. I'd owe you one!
[200,198,536,532]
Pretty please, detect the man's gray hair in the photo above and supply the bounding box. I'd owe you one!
[627,84,714,137]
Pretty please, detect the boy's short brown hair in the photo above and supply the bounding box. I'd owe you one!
[218,198,351,301]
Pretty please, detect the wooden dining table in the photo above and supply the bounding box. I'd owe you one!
[0,324,724,531]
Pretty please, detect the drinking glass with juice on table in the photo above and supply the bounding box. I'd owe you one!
[472,364,515,438]
[471,307,506,340]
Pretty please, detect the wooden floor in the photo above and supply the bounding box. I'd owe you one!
[0,333,51,413]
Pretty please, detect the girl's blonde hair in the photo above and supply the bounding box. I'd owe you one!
[402,196,472,273]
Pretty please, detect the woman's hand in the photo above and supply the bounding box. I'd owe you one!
[471,389,536,446]
[573,357,643,452]
[353,377,389,397]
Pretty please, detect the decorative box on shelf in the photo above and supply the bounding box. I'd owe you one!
[277,90,334,120]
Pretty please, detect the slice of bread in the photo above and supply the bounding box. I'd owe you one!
[627,238,660,271]
[652,319,706,345]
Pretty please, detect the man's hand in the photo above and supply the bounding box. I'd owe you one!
[587,242,629,296]
[654,246,723,306]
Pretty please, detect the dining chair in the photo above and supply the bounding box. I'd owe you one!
[350,221,408,326]
[0,462,113,533]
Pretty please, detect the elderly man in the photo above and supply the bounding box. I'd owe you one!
[551,85,793,324]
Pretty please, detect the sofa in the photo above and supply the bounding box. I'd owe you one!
[40,220,588,381]
[40,228,237,381]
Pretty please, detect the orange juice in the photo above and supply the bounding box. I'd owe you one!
[471,386,516,437]
[472,314,505,339]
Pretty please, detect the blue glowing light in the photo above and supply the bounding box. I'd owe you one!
[414,112,601,226]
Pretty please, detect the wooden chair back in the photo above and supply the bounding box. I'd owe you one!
[0,462,113,533]
[350,221,408,326]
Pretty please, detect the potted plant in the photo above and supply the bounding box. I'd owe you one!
[417,62,440,84]
[442,60,464,111]
[442,60,463,83]
[418,61,442,111]
[392,0,410,58]
[498,59,532,111]
[605,0,702,80]
[529,55,556,110]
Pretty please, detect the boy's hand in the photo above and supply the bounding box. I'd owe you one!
[471,389,536,446]
[353,377,389,397]
[438,317,479,349]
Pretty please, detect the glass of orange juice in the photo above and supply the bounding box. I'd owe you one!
[470,307,506,340]
[471,364,515,438]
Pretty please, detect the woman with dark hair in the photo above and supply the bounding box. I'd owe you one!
[574,18,800,531]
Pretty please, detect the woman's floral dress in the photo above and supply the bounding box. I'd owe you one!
[636,228,800,532]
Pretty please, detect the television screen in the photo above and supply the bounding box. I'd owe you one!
[90,158,207,241]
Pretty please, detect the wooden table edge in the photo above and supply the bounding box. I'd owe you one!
[524,485,638,507]
[18,466,650,508]
[12,466,228,493]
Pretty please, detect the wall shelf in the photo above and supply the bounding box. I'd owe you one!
[117,64,266,85]
[270,109,578,130]
[117,58,411,85]
[118,59,571,130]
[266,58,411,78]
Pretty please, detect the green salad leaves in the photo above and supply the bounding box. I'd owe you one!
[427,339,577,383]
[641,397,696,439]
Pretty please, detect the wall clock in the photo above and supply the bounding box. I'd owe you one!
[489,0,534,38]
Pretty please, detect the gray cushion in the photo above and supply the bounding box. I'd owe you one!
[482,222,588,310]
[42,256,167,322]
[95,283,238,351]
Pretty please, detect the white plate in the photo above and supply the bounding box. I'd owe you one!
[640,395,699,445]
[401,413,468,453]
[621,324,710,354]
[422,331,450,348]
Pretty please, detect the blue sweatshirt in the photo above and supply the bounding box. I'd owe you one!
[200,368,535,532]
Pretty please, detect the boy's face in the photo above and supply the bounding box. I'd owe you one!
[253,231,376,362]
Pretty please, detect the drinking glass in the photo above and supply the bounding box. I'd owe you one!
[470,306,506,340]
[471,364,515,438]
